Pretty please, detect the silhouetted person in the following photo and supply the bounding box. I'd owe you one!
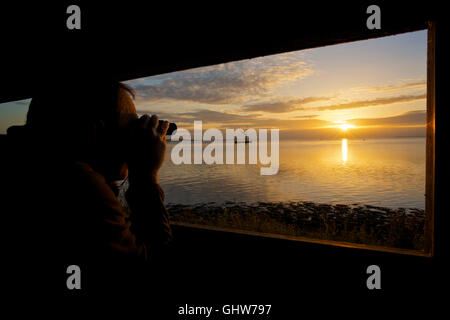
[4,79,172,296]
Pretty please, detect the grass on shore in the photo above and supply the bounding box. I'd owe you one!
[118,187,424,251]
[165,202,425,251]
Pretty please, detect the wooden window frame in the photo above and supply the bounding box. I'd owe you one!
[0,23,435,257]
[172,22,436,258]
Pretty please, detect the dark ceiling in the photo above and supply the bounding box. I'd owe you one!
[0,2,438,103]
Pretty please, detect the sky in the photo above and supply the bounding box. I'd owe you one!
[0,99,30,134]
[0,30,427,139]
[126,29,427,140]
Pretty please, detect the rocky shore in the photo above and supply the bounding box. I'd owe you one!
[166,201,425,250]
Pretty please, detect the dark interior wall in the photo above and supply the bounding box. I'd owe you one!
[0,2,437,103]
[1,1,447,307]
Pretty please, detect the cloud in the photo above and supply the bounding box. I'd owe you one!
[348,110,426,127]
[137,108,426,141]
[128,51,313,105]
[176,109,262,123]
[238,90,425,114]
[292,114,319,119]
[312,94,426,111]
[240,96,331,113]
[353,80,426,92]
[138,108,330,130]
[138,109,262,126]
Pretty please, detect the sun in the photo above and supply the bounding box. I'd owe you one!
[337,124,355,131]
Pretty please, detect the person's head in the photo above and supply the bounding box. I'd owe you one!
[25,79,138,181]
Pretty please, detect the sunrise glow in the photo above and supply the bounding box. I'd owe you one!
[337,124,355,131]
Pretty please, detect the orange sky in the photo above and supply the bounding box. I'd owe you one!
[0,30,427,139]
[126,30,427,140]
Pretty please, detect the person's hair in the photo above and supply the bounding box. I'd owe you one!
[24,79,135,158]
[118,82,135,100]
[27,80,134,129]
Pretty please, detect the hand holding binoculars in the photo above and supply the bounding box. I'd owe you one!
[159,120,177,135]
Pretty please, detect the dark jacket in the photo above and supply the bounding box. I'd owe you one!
[3,126,172,296]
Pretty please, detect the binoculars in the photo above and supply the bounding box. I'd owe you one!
[159,120,177,135]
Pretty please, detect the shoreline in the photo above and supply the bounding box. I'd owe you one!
[166,201,425,250]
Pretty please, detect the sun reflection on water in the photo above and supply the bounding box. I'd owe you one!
[160,138,426,209]
[341,138,348,163]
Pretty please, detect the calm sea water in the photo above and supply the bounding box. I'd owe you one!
[158,137,426,209]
